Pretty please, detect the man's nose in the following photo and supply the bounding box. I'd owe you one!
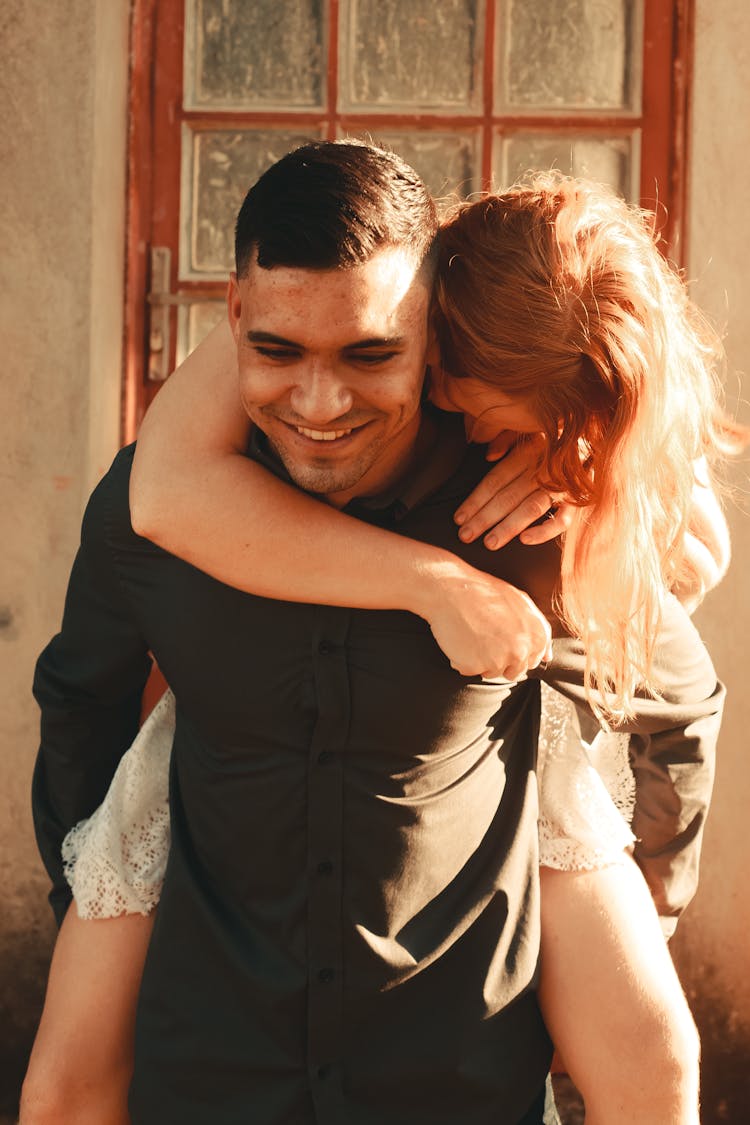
[289,366,354,424]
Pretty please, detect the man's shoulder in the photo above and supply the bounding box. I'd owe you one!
[82,442,145,554]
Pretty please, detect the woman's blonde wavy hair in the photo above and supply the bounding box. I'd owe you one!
[434,171,743,723]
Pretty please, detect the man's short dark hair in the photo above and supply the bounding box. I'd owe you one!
[234,140,438,279]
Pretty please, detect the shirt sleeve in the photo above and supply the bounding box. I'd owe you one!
[536,593,724,934]
[32,448,153,926]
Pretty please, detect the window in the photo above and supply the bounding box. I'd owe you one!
[125,0,690,438]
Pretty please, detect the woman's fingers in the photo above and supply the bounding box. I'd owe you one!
[455,459,530,532]
[461,486,573,551]
[518,503,575,546]
[479,489,557,550]
[460,478,549,545]
[428,567,553,681]
[496,631,554,680]
[454,435,546,530]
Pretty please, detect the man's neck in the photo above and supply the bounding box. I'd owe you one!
[323,409,431,510]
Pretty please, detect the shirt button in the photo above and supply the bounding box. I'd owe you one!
[318,967,335,983]
[318,640,333,655]
[317,751,332,765]
[317,859,333,876]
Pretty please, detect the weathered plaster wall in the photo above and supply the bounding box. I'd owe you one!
[0,0,129,1109]
[671,1,750,1120]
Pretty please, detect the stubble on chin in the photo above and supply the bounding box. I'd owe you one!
[259,428,360,495]
[276,453,370,497]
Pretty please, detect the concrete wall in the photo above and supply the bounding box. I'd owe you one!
[0,0,130,1109]
[670,3,750,1120]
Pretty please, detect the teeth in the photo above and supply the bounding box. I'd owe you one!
[296,426,353,441]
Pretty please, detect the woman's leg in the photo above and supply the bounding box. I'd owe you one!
[20,906,154,1125]
[539,859,700,1125]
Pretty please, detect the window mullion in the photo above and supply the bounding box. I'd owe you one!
[327,0,339,138]
[482,0,497,189]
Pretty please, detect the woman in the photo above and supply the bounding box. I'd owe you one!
[22,173,739,1125]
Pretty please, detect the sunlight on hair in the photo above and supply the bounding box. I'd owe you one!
[434,170,747,722]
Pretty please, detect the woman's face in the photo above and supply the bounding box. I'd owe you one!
[428,367,541,443]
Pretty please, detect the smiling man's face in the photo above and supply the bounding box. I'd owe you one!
[228,246,432,507]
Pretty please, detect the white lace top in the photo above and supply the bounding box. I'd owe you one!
[62,691,174,918]
[537,683,635,870]
[64,683,635,919]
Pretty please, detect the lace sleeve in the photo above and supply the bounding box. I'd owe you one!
[62,690,175,918]
[537,682,635,871]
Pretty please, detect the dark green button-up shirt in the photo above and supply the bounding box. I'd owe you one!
[32,411,723,1124]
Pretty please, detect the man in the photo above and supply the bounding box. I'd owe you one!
[31,142,721,1124]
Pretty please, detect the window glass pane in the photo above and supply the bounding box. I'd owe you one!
[177,300,227,366]
[362,131,481,201]
[180,127,322,279]
[497,0,642,112]
[340,0,483,112]
[184,0,326,110]
[495,132,638,200]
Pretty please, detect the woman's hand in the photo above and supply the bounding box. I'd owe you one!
[454,432,575,550]
[416,558,553,681]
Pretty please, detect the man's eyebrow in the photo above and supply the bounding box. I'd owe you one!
[246,332,407,350]
[247,331,302,347]
[346,336,406,350]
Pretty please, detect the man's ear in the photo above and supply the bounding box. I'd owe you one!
[227,273,242,342]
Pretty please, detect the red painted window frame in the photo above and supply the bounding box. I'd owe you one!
[123,0,693,441]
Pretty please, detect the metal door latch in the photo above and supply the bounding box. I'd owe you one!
[147,246,172,382]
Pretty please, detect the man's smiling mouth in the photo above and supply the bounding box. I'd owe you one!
[296,425,354,442]
[282,419,373,445]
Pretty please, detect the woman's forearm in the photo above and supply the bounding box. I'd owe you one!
[133,447,552,677]
[130,320,461,615]
[130,319,552,676]
[137,440,464,616]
